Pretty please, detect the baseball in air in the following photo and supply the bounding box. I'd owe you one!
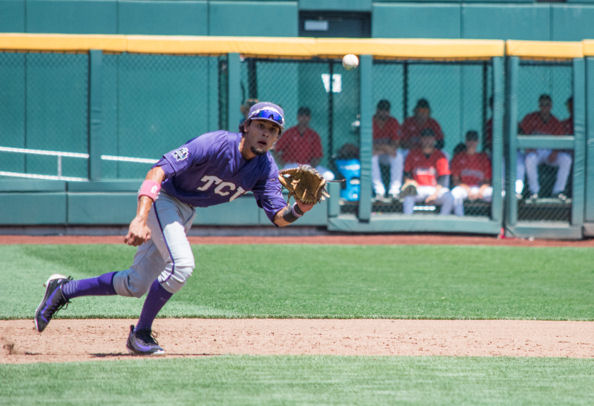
[342,54,359,70]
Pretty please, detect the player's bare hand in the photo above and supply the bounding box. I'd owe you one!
[124,216,151,246]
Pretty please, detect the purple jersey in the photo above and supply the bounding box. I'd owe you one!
[155,131,286,222]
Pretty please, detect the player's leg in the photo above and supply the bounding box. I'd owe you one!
[516,150,526,197]
[125,193,196,355]
[524,149,542,197]
[371,154,386,197]
[388,152,403,198]
[450,186,468,216]
[403,186,429,214]
[435,187,454,215]
[551,151,572,197]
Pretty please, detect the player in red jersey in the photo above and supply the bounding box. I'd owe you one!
[400,98,445,152]
[401,128,454,215]
[274,106,335,180]
[450,131,493,216]
[520,94,571,201]
[371,99,403,198]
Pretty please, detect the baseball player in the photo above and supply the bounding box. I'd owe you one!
[519,94,571,201]
[401,128,454,215]
[371,99,403,199]
[34,102,314,355]
[450,130,493,216]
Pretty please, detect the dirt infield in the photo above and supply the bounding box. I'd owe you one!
[2,234,593,364]
[2,319,593,364]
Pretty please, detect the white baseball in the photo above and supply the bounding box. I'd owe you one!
[342,54,359,70]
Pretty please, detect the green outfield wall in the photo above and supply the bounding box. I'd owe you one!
[2,1,594,40]
[0,35,593,239]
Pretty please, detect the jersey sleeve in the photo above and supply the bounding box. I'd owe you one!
[154,135,210,179]
[252,164,287,223]
[435,153,450,177]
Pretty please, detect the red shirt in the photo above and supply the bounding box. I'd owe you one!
[451,152,492,186]
[519,112,563,135]
[372,115,400,142]
[400,117,444,149]
[274,126,323,165]
[404,149,450,186]
[561,117,573,135]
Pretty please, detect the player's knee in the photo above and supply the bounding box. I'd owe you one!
[112,269,152,298]
[159,264,195,294]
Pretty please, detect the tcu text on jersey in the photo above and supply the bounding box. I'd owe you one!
[196,175,246,201]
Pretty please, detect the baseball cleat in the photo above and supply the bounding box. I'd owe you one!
[34,274,71,333]
[126,325,165,355]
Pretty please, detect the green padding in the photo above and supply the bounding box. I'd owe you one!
[67,180,141,192]
[373,4,460,38]
[0,0,25,32]
[516,135,574,150]
[551,6,594,41]
[0,193,66,224]
[461,5,550,40]
[26,0,117,34]
[507,223,582,240]
[209,2,298,36]
[68,193,137,224]
[194,197,260,225]
[118,0,208,35]
[328,215,501,235]
[300,0,372,11]
[0,179,66,192]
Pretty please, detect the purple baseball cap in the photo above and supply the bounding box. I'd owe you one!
[247,102,285,129]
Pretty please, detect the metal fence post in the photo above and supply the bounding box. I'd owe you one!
[504,56,519,228]
[358,55,373,222]
[88,50,102,181]
[490,56,504,226]
[571,58,586,226]
[227,53,241,132]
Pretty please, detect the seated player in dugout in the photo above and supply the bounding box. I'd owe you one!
[34,102,317,356]
[450,130,493,217]
[273,106,335,181]
[519,94,572,202]
[399,98,445,152]
[400,128,454,215]
[371,99,403,199]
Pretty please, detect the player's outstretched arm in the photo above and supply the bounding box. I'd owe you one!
[273,200,314,227]
[124,166,166,246]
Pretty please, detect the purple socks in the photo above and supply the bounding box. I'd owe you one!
[61,271,117,299]
[136,279,173,332]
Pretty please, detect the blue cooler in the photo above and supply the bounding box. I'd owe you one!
[335,159,361,201]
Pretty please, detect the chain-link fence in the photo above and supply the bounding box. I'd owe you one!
[0,51,224,180]
[364,59,494,218]
[0,52,89,180]
[240,57,360,198]
[514,60,573,223]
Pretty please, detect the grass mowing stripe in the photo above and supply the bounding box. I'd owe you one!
[2,244,593,320]
[1,356,593,405]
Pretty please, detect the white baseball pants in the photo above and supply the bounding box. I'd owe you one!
[113,192,196,298]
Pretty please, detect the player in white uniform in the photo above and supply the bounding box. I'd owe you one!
[34,102,313,355]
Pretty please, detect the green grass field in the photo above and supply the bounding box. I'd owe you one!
[1,243,593,405]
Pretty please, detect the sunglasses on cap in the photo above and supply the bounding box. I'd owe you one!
[249,108,285,128]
